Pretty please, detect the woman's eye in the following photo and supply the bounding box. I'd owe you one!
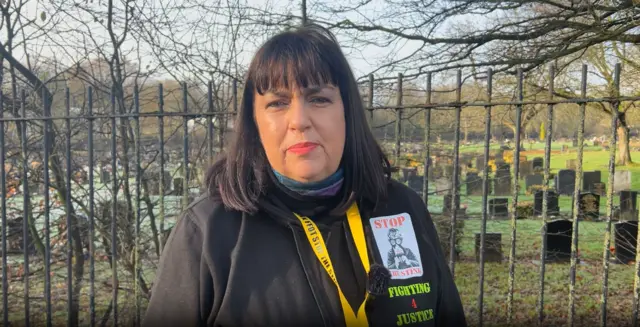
[310,97,331,105]
[267,100,287,109]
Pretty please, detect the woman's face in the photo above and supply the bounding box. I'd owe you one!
[254,84,346,183]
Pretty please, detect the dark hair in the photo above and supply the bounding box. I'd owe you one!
[206,23,391,214]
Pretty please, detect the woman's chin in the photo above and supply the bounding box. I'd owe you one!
[287,168,330,183]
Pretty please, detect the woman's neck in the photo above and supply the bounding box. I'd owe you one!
[272,168,344,196]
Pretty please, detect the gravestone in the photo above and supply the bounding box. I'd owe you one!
[100,169,111,184]
[401,167,417,182]
[493,176,511,196]
[489,198,509,219]
[519,160,532,177]
[592,183,606,196]
[582,171,602,192]
[465,172,483,196]
[173,177,184,196]
[442,193,460,215]
[614,171,632,193]
[565,159,578,170]
[4,217,36,255]
[579,192,600,220]
[572,138,578,147]
[544,219,572,263]
[534,190,560,217]
[555,169,576,195]
[408,175,424,195]
[525,174,544,194]
[532,157,544,171]
[475,233,503,263]
[435,178,452,195]
[494,164,511,196]
[496,162,510,173]
[620,191,638,221]
[613,221,638,264]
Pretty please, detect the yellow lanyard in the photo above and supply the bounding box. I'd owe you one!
[294,202,370,327]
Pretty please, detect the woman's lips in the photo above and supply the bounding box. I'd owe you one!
[287,142,319,155]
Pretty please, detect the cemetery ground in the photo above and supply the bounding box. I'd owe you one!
[1,183,184,326]
[431,142,640,326]
[3,142,640,326]
[454,220,635,327]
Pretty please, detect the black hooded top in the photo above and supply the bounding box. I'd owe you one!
[142,175,467,327]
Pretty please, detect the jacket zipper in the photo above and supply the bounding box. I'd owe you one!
[290,225,331,327]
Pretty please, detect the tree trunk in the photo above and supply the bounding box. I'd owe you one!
[463,120,468,143]
[507,125,525,150]
[617,112,632,165]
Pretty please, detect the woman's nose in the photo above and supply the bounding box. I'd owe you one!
[287,98,311,131]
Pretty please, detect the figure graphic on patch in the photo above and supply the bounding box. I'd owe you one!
[386,228,420,269]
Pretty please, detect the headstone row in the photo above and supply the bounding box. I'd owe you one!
[475,219,640,265]
[545,219,639,264]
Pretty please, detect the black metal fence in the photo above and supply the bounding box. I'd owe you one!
[2,63,640,327]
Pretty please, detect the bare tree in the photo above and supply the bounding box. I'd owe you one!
[133,0,293,149]
[284,0,638,162]
[0,0,93,325]
[521,42,640,164]
[296,1,636,76]
[39,1,167,323]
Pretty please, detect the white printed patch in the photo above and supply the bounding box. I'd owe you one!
[369,213,424,280]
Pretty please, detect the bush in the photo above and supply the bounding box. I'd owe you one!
[527,184,544,195]
[516,201,534,219]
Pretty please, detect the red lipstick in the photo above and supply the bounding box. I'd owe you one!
[287,142,318,155]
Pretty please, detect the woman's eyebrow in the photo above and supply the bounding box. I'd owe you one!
[303,85,335,96]
[267,90,292,98]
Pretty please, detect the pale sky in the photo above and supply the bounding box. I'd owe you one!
[7,0,437,82]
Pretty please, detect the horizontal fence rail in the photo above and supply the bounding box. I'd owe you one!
[0,63,639,327]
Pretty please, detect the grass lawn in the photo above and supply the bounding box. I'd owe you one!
[3,258,156,326]
[453,219,636,327]
[427,144,640,326]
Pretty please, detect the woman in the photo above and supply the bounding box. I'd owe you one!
[143,24,466,327]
